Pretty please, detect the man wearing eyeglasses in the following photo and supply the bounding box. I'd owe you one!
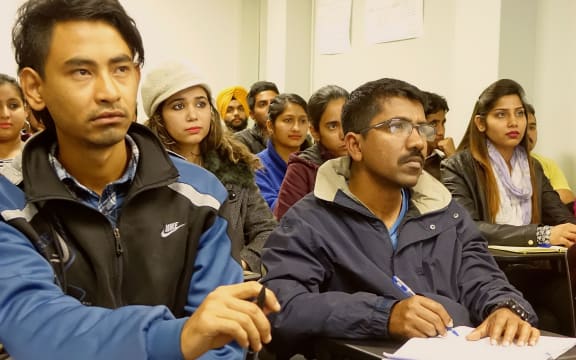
[261,78,540,359]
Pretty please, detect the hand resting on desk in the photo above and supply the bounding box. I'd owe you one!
[390,296,540,347]
[467,307,540,346]
[550,223,576,247]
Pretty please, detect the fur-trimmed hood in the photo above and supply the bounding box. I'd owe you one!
[203,150,255,188]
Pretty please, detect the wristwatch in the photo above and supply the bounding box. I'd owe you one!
[488,299,531,322]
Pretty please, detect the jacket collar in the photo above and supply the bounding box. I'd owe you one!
[314,156,452,216]
[22,123,179,202]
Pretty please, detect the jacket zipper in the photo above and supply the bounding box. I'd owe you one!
[113,227,123,256]
[113,227,124,306]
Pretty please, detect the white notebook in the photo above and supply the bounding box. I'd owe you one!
[382,326,576,360]
[488,245,567,254]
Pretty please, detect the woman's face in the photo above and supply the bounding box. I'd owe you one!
[268,102,309,150]
[475,94,526,155]
[0,83,26,142]
[161,85,212,150]
[311,97,347,157]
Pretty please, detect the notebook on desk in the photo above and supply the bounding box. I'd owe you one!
[382,326,576,360]
[489,245,568,254]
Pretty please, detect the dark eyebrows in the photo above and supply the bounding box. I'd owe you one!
[63,54,133,68]
[166,95,208,106]
[109,54,134,65]
[63,57,96,68]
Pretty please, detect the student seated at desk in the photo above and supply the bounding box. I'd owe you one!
[440,79,576,335]
[441,79,576,248]
[262,78,540,359]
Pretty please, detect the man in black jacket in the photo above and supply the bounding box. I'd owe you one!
[0,0,279,359]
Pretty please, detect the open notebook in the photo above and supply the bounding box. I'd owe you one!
[488,245,567,254]
[382,326,576,360]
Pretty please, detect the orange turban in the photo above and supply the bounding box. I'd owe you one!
[216,86,250,119]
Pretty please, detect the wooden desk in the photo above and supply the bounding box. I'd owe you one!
[316,331,576,360]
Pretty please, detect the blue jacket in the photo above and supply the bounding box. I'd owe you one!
[255,140,287,209]
[262,157,536,357]
[0,124,243,360]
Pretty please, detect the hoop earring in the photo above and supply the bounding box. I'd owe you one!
[21,119,31,135]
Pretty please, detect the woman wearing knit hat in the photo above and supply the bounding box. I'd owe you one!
[141,60,277,273]
[216,86,250,133]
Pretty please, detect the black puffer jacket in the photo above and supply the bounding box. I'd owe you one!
[204,151,277,272]
[441,149,576,246]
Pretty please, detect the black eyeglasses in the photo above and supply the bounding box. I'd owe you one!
[358,118,436,142]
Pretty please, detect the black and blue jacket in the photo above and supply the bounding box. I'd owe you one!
[0,124,243,359]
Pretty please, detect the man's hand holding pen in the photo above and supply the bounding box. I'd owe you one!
[389,294,456,339]
[180,282,280,360]
[390,276,457,339]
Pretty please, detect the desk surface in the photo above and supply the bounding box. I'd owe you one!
[489,248,566,262]
[317,331,576,360]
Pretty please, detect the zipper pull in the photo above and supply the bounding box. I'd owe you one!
[113,228,123,256]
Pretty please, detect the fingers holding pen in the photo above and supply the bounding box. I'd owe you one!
[389,295,452,338]
[179,282,281,360]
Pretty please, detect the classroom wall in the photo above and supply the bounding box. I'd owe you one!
[530,0,576,190]
[310,0,502,155]
[0,0,261,122]
[310,0,575,189]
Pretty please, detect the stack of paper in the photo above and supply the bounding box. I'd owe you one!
[488,245,567,254]
[383,326,576,360]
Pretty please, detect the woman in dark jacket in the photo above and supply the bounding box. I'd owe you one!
[141,60,277,273]
[441,79,576,248]
[274,85,349,219]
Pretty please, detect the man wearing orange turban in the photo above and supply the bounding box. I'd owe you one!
[216,86,250,132]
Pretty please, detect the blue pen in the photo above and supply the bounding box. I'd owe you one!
[392,275,459,337]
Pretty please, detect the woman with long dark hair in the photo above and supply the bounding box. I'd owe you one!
[442,78,576,247]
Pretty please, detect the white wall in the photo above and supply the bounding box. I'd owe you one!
[310,0,502,148]
[258,0,313,97]
[1,0,261,122]
[121,0,259,121]
[531,0,576,190]
[0,1,24,77]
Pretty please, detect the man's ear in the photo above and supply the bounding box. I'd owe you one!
[19,67,46,112]
[473,115,486,132]
[345,132,362,162]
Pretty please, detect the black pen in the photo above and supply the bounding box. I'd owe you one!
[245,285,266,360]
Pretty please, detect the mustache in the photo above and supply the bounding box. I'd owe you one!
[398,150,425,165]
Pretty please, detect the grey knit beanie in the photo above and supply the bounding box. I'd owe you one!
[141,60,211,117]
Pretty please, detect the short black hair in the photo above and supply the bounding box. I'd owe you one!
[247,81,279,111]
[342,78,425,135]
[525,103,535,116]
[422,91,449,116]
[12,0,144,131]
